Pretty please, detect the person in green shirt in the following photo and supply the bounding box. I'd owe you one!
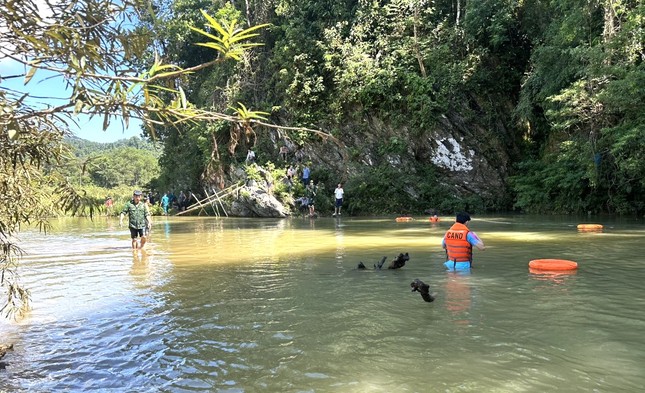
[305,180,317,217]
[119,190,152,249]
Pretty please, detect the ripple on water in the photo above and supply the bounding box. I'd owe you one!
[2,218,645,392]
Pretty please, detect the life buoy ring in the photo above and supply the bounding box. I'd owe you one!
[529,268,577,277]
[395,217,413,222]
[528,259,578,271]
[577,224,603,231]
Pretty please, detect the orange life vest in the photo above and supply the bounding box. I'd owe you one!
[444,222,472,263]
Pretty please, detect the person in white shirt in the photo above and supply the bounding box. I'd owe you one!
[333,183,344,216]
[246,149,256,163]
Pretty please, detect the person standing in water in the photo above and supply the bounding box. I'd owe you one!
[305,180,317,217]
[333,183,344,216]
[119,190,151,249]
[442,212,485,269]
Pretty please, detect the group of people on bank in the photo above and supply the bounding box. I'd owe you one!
[108,190,192,216]
[298,180,344,218]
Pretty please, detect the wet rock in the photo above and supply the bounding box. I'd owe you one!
[411,279,435,303]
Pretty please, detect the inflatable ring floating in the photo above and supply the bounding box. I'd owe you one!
[577,224,603,231]
[529,268,577,277]
[395,217,414,222]
[529,259,578,271]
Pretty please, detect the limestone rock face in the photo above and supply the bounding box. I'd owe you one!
[229,186,288,218]
[300,110,512,207]
[223,102,515,212]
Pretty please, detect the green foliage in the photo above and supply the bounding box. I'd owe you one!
[141,0,643,217]
[51,136,161,190]
[244,162,293,204]
[0,127,62,318]
[511,141,596,214]
[153,122,214,193]
[510,0,644,215]
[190,9,269,61]
[65,136,160,157]
[377,137,408,156]
[89,147,161,188]
[345,163,450,215]
[244,163,266,183]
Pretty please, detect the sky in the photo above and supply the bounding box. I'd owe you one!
[0,0,143,144]
[0,60,143,144]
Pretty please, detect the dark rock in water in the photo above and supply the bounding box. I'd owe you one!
[388,252,409,269]
[374,256,387,270]
[411,279,435,302]
[358,253,410,270]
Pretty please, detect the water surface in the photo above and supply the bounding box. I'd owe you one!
[1,215,644,392]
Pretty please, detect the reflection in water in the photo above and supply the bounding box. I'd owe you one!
[1,216,644,392]
[130,249,151,279]
[163,219,170,238]
[529,268,578,284]
[335,217,345,262]
[444,272,473,326]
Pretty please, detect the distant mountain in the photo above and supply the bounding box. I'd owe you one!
[64,135,162,158]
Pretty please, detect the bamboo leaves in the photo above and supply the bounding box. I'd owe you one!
[190,10,269,61]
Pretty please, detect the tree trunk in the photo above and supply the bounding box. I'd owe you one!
[602,0,618,44]
[413,6,427,78]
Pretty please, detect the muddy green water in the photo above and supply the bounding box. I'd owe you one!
[1,215,644,392]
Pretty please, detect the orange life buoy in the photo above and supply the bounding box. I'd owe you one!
[395,217,413,222]
[577,224,603,231]
[529,268,577,276]
[529,259,578,271]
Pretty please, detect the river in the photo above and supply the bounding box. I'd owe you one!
[1,215,644,392]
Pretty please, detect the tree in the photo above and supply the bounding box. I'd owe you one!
[0,0,269,317]
[137,0,344,195]
[513,0,645,214]
[89,147,161,188]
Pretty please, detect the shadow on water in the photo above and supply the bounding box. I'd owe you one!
[1,215,644,392]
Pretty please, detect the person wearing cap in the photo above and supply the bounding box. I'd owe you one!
[442,212,485,270]
[305,179,317,217]
[119,190,152,249]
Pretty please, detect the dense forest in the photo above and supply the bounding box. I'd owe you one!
[139,0,643,215]
[62,136,161,189]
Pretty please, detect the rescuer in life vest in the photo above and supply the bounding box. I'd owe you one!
[442,212,485,269]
